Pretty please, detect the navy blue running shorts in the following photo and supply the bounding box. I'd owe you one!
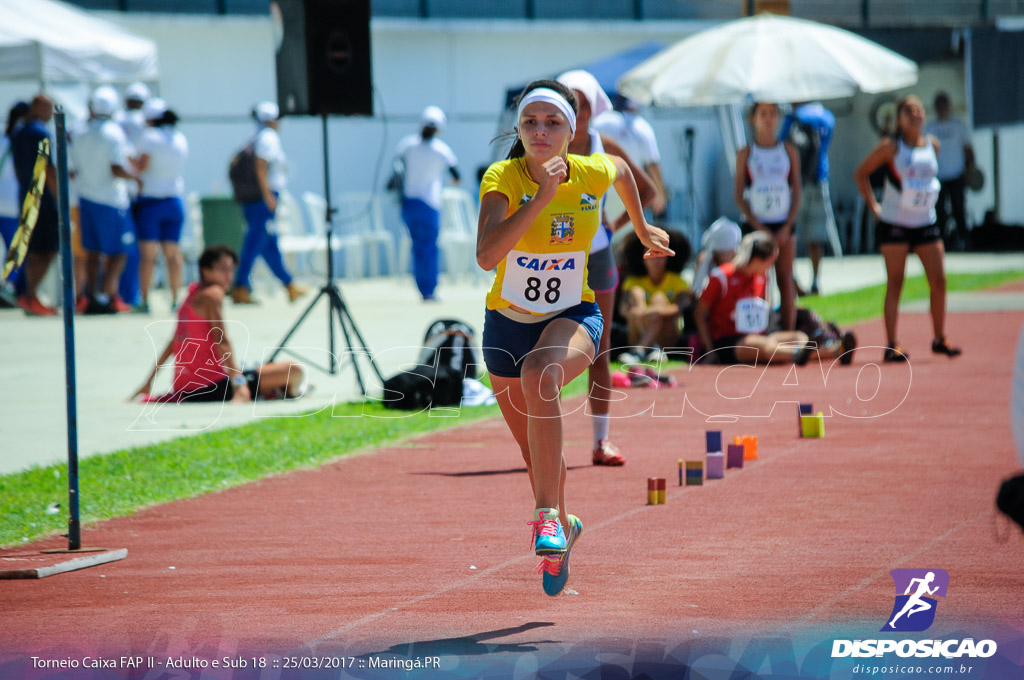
[482,300,603,379]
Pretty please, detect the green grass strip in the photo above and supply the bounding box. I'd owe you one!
[798,270,1024,327]
[2,269,1021,548]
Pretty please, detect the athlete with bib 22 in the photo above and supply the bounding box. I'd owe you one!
[477,80,673,597]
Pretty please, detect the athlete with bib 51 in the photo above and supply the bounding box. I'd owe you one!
[477,80,673,596]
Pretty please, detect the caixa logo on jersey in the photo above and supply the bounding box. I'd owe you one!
[882,568,949,632]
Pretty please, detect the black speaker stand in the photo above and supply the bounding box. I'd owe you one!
[268,114,383,395]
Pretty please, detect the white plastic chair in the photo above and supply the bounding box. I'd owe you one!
[336,192,397,277]
[300,191,364,280]
[271,190,316,276]
[439,187,481,282]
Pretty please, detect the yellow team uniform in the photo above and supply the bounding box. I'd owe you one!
[479,153,616,314]
[622,272,690,304]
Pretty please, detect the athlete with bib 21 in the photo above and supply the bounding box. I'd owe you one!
[477,80,673,597]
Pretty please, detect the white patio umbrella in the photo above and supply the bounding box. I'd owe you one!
[618,13,917,107]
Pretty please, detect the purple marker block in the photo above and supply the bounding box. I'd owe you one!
[727,444,745,469]
[705,430,722,454]
[706,452,725,479]
[798,403,813,437]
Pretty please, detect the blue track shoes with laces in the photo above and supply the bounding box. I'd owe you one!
[539,514,582,597]
[529,508,566,556]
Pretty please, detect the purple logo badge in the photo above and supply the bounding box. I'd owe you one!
[881,568,949,632]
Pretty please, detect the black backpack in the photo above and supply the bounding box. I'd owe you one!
[382,319,480,411]
[228,144,261,204]
[788,119,821,185]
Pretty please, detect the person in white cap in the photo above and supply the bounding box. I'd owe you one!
[594,96,668,216]
[117,81,151,151]
[71,86,141,314]
[134,98,188,312]
[392,105,459,301]
[692,216,742,297]
[557,69,657,468]
[230,101,307,304]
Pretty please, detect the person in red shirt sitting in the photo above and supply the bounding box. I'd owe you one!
[131,244,304,403]
[694,232,853,365]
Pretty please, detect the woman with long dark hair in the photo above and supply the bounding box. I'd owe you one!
[854,94,961,362]
[734,102,801,331]
[477,79,672,597]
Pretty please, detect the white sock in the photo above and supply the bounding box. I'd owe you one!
[592,413,610,447]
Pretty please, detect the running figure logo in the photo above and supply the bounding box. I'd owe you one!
[881,569,949,632]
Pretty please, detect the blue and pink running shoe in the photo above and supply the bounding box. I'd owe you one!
[528,508,566,556]
[538,514,582,597]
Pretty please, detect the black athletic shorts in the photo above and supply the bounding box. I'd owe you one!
[28,204,60,254]
[175,369,260,403]
[710,334,748,365]
[875,220,942,249]
[741,221,790,236]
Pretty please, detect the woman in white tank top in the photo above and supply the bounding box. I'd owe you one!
[854,94,961,362]
[734,102,801,332]
[557,69,657,467]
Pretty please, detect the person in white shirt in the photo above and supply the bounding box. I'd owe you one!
[71,86,141,314]
[230,101,307,305]
[116,81,150,153]
[593,97,667,215]
[115,82,150,309]
[394,106,459,301]
[925,92,974,251]
[134,98,188,312]
[0,100,29,306]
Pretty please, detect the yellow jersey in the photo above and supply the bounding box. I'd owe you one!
[479,153,617,313]
[622,272,691,304]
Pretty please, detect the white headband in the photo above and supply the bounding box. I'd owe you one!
[517,88,576,136]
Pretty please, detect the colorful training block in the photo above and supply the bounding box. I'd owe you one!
[685,460,703,486]
[678,459,683,486]
[727,444,745,469]
[705,430,722,454]
[798,403,814,437]
[706,452,725,479]
[734,435,759,460]
[647,478,667,505]
[800,412,825,438]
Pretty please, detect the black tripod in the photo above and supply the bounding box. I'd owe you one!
[269,114,383,395]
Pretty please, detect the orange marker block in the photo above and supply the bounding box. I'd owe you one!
[734,435,759,460]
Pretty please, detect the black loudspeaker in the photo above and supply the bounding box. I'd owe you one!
[274,0,373,116]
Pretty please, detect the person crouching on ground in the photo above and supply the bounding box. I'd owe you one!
[130,245,304,403]
[694,232,854,366]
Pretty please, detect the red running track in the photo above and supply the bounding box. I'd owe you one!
[1,305,1023,678]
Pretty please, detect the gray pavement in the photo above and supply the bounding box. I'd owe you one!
[2,252,1022,476]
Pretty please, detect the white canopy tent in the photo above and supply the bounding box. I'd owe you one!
[0,0,158,85]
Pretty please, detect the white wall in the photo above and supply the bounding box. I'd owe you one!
[5,12,1018,247]
[88,14,735,244]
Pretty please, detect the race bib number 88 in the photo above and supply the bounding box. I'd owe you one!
[501,249,584,314]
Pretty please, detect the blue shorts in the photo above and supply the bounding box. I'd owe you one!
[79,198,135,255]
[136,196,184,243]
[482,300,603,379]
